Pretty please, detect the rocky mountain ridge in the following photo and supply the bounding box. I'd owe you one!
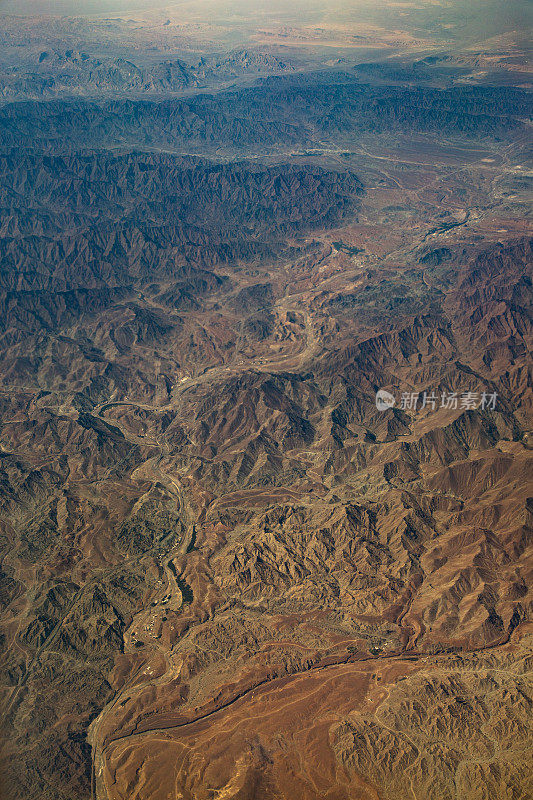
[0,48,295,101]
[0,18,531,800]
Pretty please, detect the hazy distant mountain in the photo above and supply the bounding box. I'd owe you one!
[0,48,296,100]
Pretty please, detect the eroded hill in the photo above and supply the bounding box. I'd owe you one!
[0,20,532,800]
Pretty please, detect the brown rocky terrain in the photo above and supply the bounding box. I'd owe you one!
[0,4,532,800]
